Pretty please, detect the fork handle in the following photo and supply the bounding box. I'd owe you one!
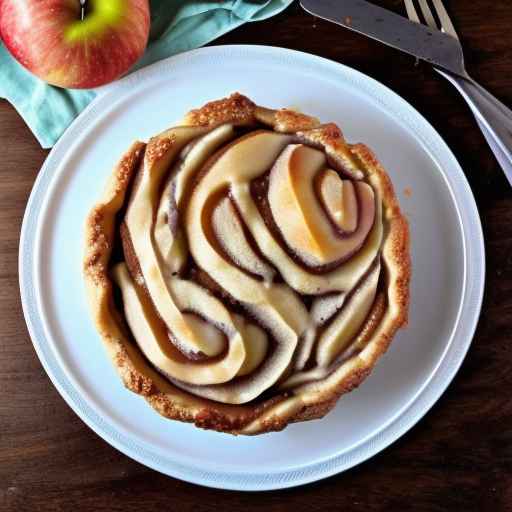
[435,68,512,187]
[475,117,512,181]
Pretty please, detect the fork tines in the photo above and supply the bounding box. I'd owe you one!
[404,0,459,39]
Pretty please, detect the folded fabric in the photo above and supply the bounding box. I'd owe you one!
[0,0,293,148]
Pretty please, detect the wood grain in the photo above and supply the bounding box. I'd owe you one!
[1,1,511,510]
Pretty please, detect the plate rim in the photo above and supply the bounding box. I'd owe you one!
[19,44,485,491]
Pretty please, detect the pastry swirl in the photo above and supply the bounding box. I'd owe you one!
[84,94,410,434]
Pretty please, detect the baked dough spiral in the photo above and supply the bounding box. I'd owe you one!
[84,94,410,434]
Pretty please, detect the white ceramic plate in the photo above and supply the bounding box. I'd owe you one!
[19,45,485,491]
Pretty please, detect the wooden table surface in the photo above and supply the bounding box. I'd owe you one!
[1,2,511,510]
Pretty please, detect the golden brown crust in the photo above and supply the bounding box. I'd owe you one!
[145,132,177,168]
[83,94,410,435]
[298,122,343,146]
[84,142,145,288]
[182,92,256,127]
[274,109,320,133]
[297,124,365,180]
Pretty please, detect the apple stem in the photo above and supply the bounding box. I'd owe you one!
[80,0,86,21]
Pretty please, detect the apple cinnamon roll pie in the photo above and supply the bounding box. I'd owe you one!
[84,94,410,435]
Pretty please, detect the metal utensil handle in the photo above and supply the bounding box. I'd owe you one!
[475,118,512,185]
[436,68,512,186]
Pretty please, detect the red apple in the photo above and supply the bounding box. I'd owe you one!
[0,0,150,89]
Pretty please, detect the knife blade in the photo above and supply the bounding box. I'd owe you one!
[300,0,466,78]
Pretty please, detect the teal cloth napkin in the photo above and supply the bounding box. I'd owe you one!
[0,0,292,148]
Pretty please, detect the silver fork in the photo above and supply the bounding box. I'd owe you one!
[405,0,512,185]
